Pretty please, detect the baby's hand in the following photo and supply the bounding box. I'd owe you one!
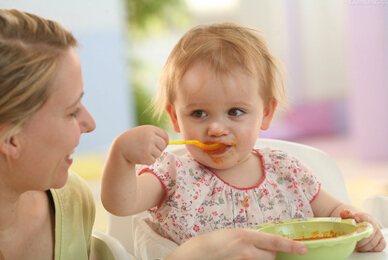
[340,209,386,252]
[116,125,169,165]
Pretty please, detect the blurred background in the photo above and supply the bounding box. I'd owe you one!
[2,0,388,232]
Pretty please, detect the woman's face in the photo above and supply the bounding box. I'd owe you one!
[11,48,96,192]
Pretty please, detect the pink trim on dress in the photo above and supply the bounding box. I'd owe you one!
[309,182,321,203]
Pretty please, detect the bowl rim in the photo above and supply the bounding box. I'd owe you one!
[252,217,373,247]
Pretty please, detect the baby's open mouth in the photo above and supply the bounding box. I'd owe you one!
[204,143,230,154]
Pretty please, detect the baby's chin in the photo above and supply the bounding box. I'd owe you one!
[201,157,241,171]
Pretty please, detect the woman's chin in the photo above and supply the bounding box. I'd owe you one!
[51,171,70,189]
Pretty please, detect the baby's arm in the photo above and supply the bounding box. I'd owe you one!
[101,125,169,216]
[311,189,386,252]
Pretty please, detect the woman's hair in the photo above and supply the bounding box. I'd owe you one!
[0,9,78,142]
[152,22,287,119]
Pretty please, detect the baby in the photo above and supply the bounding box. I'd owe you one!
[101,23,385,252]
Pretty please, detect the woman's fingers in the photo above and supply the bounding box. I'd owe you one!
[251,231,308,255]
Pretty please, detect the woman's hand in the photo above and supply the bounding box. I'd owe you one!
[166,228,307,260]
[340,210,386,252]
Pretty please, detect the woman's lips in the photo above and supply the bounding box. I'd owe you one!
[65,151,74,164]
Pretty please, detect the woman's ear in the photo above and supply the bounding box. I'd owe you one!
[166,104,181,133]
[0,136,20,159]
[261,99,278,130]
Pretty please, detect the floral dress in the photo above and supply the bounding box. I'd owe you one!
[137,148,321,245]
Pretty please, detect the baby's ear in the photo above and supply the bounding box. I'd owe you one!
[166,104,181,133]
[261,100,277,130]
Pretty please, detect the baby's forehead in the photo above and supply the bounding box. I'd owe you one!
[184,59,258,79]
[180,64,259,92]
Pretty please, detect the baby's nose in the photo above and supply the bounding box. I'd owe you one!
[207,121,229,137]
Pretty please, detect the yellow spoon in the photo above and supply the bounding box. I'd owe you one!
[169,140,227,152]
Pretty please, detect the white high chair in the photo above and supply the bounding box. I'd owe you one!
[362,194,388,228]
[106,138,353,259]
[90,229,133,260]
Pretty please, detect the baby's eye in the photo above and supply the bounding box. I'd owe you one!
[228,108,244,116]
[70,107,81,118]
[191,110,207,118]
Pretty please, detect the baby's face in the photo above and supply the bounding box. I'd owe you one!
[167,61,276,171]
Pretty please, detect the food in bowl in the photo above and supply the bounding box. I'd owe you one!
[251,218,373,260]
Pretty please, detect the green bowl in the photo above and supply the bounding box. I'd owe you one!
[252,218,373,260]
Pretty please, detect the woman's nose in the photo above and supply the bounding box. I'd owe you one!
[79,104,96,133]
[207,121,229,137]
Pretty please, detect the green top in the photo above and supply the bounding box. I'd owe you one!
[50,171,95,260]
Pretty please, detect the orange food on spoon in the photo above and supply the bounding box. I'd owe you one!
[169,140,228,152]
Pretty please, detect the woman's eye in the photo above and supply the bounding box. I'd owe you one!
[228,108,244,116]
[70,107,81,118]
[191,110,207,118]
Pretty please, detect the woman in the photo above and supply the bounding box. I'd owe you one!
[0,9,307,260]
[0,8,96,260]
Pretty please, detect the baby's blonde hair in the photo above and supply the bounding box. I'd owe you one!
[0,9,78,142]
[152,22,286,119]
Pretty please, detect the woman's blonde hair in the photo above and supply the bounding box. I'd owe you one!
[152,22,287,119]
[0,9,78,142]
